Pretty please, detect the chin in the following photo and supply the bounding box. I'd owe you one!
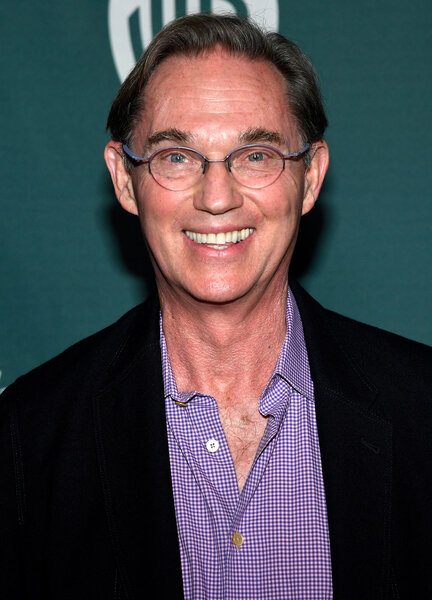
[183,278,254,306]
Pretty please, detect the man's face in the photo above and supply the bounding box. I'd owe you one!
[106,48,328,306]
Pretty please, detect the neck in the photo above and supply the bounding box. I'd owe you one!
[159,279,289,403]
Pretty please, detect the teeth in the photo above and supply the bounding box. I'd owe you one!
[184,228,254,245]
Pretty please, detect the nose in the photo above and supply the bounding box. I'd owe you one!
[192,160,244,214]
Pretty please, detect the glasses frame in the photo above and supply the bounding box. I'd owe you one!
[122,141,311,190]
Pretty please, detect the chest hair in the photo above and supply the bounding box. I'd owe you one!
[218,401,268,493]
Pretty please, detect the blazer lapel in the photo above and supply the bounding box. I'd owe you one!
[92,296,183,599]
[292,282,393,600]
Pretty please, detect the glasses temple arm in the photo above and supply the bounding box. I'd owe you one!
[122,144,149,163]
[284,142,311,158]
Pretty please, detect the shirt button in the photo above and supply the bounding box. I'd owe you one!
[206,438,220,453]
[232,532,244,547]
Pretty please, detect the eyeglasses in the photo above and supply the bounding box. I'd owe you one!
[122,142,311,191]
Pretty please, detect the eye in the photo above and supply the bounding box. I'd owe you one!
[155,148,200,168]
[232,146,278,166]
[168,152,188,164]
[247,151,265,162]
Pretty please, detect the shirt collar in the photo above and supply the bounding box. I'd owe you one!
[160,286,314,403]
[160,321,185,401]
[273,287,314,401]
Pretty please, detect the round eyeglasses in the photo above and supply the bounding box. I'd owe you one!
[122,142,311,191]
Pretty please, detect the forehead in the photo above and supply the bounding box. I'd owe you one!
[134,48,298,148]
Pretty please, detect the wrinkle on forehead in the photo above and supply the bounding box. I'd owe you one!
[134,49,299,152]
[145,47,288,106]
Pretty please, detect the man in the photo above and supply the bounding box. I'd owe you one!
[1,12,430,600]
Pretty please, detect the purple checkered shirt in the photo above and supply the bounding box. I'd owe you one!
[161,288,333,599]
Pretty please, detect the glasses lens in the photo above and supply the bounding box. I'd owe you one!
[150,148,203,191]
[230,146,283,188]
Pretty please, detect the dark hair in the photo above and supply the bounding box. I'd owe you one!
[106,13,327,160]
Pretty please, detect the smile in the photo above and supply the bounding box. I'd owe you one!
[184,228,254,248]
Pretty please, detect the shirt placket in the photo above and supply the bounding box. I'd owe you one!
[223,379,291,598]
[186,395,241,512]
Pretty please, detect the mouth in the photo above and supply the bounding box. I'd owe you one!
[184,228,254,249]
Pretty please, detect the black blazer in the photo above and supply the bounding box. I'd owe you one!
[1,282,431,599]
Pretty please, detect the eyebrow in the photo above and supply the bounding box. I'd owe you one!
[144,127,285,153]
[239,128,285,146]
[146,128,192,150]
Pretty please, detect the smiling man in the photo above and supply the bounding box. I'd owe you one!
[1,13,431,600]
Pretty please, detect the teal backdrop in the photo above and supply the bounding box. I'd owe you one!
[1,0,431,390]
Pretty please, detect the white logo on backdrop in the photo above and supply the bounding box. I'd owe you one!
[108,0,279,82]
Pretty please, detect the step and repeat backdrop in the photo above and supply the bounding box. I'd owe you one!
[1,0,431,389]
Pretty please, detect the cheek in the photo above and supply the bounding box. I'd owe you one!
[259,186,303,226]
[134,184,188,254]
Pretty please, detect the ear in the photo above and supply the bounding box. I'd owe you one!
[104,141,139,216]
[301,140,329,216]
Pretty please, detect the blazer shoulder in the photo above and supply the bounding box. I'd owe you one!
[316,308,432,424]
[324,307,431,378]
[291,280,431,396]
[2,295,160,410]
